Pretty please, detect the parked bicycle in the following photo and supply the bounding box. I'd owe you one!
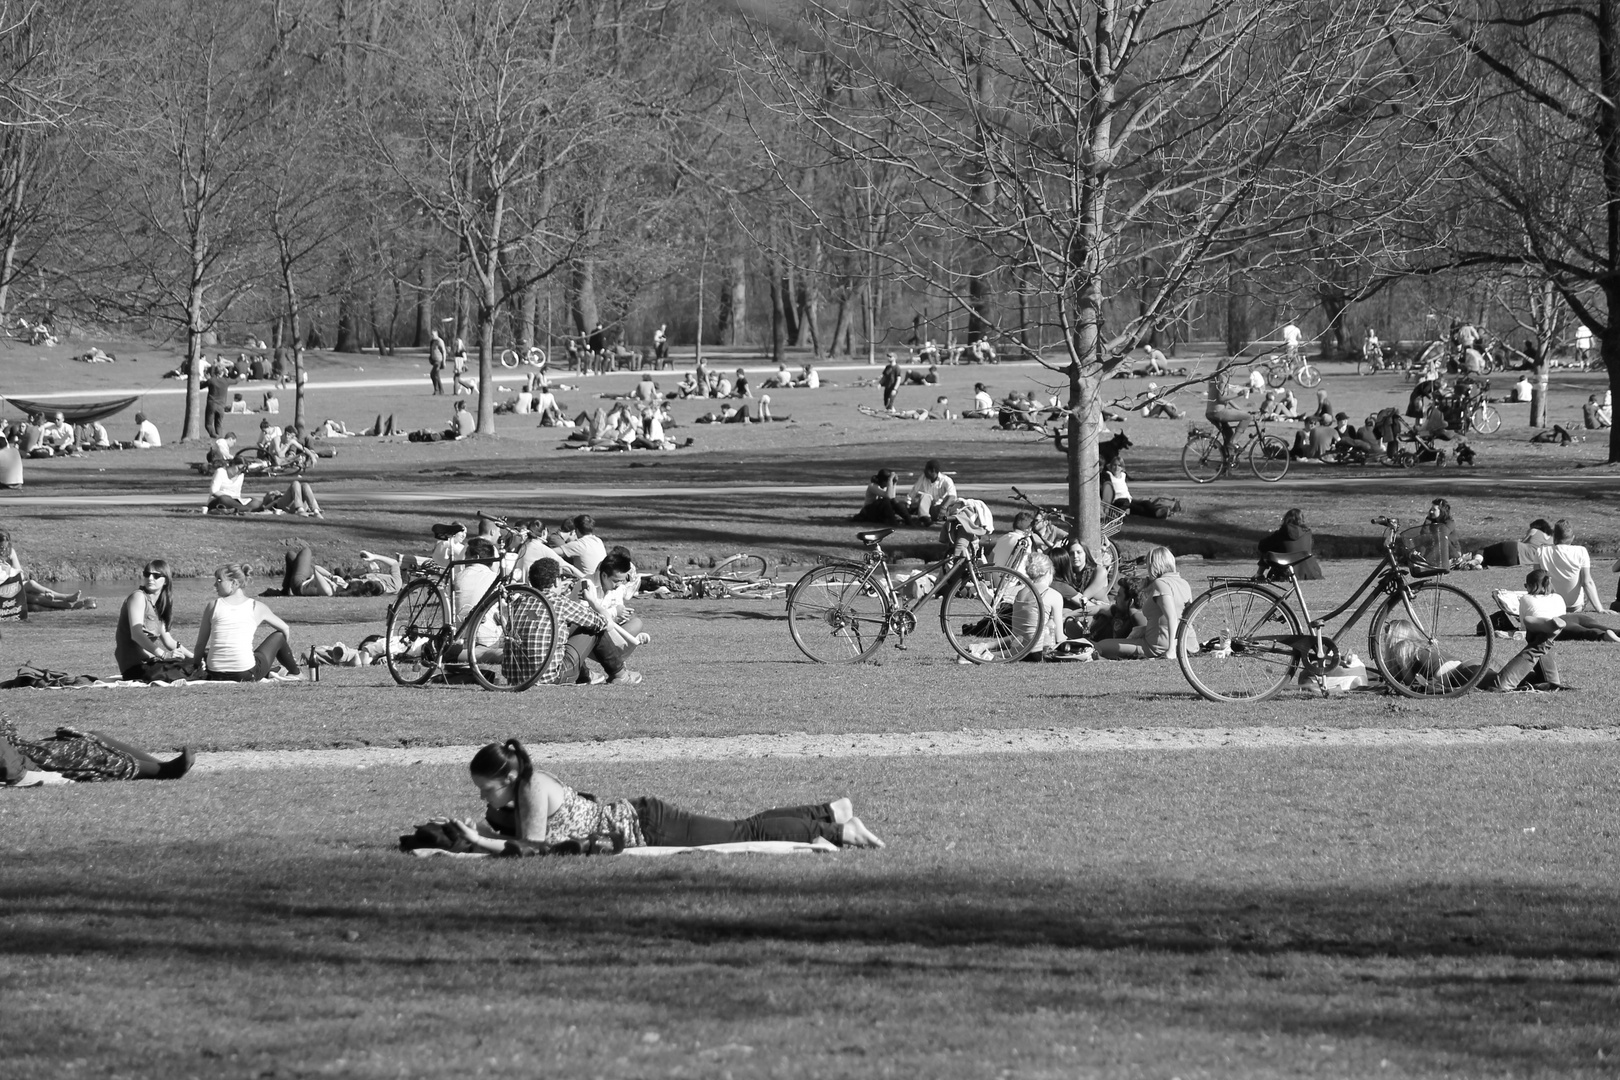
[653,553,785,600]
[499,345,547,370]
[1257,349,1321,389]
[786,527,1046,663]
[1174,515,1492,702]
[384,542,560,691]
[1180,415,1291,484]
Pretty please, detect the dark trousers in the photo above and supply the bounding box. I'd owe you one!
[882,387,897,410]
[206,630,300,681]
[633,797,842,846]
[205,405,224,438]
[561,617,641,682]
[1489,631,1560,690]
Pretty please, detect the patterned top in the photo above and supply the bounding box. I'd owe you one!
[534,583,608,685]
[547,785,645,848]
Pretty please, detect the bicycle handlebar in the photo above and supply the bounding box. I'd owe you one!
[1371,516,1399,529]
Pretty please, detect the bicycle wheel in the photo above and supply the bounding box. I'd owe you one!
[786,564,891,663]
[1079,538,1122,594]
[940,564,1044,663]
[1368,581,1492,698]
[1471,404,1502,434]
[1248,434,1291,482]
[385,579,453,686]
[713,553,770,581]
[1295,364,1321,388]
[1180,433,1227,483]
[499,348,519,369]
[1265,360,1288,388]
[464,586,559,691]
[528,347,547,368]
[1176,583,1303,702]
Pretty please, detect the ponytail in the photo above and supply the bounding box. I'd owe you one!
[469,739,534,784]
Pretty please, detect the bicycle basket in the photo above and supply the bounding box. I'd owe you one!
[1394,525,1448,573]
[1101,502,1128,536]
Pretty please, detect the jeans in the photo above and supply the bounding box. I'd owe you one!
[633,796,842,846]
[1489,631,1560,690]
[561,616,642,682]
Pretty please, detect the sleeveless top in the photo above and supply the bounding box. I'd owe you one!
[206,596,257,673]
[546,785,646,848]
[115,593,166,673]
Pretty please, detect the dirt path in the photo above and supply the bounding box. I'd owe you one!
[194,722,1620,773]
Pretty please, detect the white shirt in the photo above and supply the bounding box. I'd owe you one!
[536,390,557,414]
[560,534,607,575]
[210,468,244,499]
[804,369,820,388]
[136,420,161,446]
[1102,471,1131,503]
[1519,592,1567,621]
[1528,543,1591,610]
[1281,324,1302,347]
[973,390,992,411]
[516,390,533,413]
[1576,325,1594,349]
[991,530,1034,574]
[910,472,957,504]
[453,562,500,646]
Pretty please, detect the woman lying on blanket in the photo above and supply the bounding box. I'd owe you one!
[1,714,192,785]
[439,740,886,853]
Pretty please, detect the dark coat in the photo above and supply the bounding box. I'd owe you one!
[1258,521,1323,580]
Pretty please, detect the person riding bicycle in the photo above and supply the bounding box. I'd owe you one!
[1363,328,1383,368]
[1281,321,1304,361]
[1204,371,1249,456]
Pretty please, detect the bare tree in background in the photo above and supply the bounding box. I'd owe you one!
[735,0,1460,546]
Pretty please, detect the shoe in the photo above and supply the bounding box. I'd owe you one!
[609,669,643,685]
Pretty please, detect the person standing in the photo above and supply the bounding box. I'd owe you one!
[203,368,230,439]
[588,322,607,375]
[451,337,475,395]
[1575,324,1594,369]
[428,330,447,395]
[653,323,668,365]
[879,354,901,411]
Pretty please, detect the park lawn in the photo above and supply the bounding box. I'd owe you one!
[3,746,1617,1079]
[2,557,1618,753]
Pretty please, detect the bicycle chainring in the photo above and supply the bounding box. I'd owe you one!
[889,609,917,637]
[1301,637,1340,675]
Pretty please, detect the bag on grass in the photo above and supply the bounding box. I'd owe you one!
[1,664,98,689]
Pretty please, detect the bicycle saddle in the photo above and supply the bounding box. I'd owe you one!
[855,529,893,545]
[1261,550,1315,567]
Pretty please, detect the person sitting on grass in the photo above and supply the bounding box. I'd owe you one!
[855,468,906,526]
[1257,507,1323,580]
[277,546,395,597]
[963,383,995,419]
[0,531,95,610]
[207,462,322,516]
[1584,393,1612,429]
[1013,552,1063,662]
[1094,546,1190,660]
[438,739,885,853]
[1525,519,1620,640]
[116,559,198,682]
[193,563,302,682]
[2,716,191,785]
[907,459,958,524]
[1484,568,1570,692]
[528,558,648,684]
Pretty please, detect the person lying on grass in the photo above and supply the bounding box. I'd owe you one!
[0,530,96,610]
[276,546,399,597]
[194,564,302,682]
[207,462,322,517]
[116,559,199,682]
[1,715,192,785]
[438,739,885,853]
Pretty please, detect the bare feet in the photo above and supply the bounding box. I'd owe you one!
[1603,630,1620,643]
[828,797,854,825]
[841,817,885,849]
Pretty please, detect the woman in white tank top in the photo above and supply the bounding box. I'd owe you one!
[193,564,302,681]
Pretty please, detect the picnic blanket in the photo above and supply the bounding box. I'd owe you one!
[407,837,839,859]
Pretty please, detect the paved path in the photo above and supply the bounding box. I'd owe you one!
[194,723,1620,773]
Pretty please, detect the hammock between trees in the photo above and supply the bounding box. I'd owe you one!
[1,395,140,424]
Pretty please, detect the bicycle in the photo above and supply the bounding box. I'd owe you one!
[786,527,1046,663]
[1174,515,1493,702]
[499,345,547,369]
[1258,349,1321,389]
[1180,415,1291,484]
[1009,485,1121,593]
[651,553,786,600]
[384,547,560,691]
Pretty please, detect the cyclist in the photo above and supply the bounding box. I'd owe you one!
[1203,370,1249,457]
[1363,328,1383,369]
[1280,321,1304,362]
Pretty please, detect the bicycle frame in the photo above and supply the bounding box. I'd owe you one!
[1259,532,1420,660]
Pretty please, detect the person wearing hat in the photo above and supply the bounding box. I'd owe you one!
[906,459,957,525]
[855,468,906,525]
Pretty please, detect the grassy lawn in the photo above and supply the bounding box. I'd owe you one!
[4,747,1618,1079]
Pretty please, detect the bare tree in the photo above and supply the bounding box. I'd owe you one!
[737,0,1460,547]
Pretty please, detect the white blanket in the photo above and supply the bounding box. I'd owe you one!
[411,837,838,859]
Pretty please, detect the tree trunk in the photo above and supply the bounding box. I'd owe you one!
[1531,358,1549,427]
[518,281,537,352]
[570,257,599,334]
[1224,254,1249,356]
[0,139,29,320]
[830,293,854,358]
[719,254,746,345]
[413,250,433,347]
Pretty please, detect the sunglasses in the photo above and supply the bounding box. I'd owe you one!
[142,571,165,579]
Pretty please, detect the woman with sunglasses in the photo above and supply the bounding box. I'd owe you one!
[115,560,198,682]
[193,564,302,681]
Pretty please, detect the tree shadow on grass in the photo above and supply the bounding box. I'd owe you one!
[4,865,1616,1070]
